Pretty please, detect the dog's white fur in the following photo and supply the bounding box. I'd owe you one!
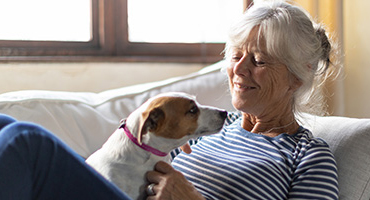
[86,92,227,199]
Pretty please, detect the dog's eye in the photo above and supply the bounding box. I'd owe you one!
[188,106,199,115]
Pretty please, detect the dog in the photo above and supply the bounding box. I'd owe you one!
[86,92,227,199]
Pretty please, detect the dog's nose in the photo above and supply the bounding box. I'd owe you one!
[219,110,228,119]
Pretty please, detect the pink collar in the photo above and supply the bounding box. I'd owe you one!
[119,120,168,157]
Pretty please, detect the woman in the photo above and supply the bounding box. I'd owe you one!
[145,1,338,199]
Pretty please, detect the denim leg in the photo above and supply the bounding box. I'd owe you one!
[0,119,131,200]
[0,114,16,130]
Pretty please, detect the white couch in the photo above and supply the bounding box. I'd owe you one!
[1,61,369,200]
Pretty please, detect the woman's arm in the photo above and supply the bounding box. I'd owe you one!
[288,143,339,199]
[146,161,205,200]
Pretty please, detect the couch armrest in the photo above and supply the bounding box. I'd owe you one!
[301,114,370,200]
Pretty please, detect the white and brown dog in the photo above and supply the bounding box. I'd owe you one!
[86,92,227,199]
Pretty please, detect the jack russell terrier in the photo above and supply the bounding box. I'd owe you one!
[86,92,227,199]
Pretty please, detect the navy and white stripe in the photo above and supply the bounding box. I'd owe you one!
[172,113,338,200]
[170,112,242,159]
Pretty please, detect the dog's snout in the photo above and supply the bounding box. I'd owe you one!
[219,110,228,119]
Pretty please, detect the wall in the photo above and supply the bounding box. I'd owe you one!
[0,62,205,94]
[343,0,370,118]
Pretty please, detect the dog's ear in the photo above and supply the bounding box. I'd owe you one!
[138,107,165,145]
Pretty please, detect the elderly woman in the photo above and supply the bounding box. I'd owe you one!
[145,1,338,200]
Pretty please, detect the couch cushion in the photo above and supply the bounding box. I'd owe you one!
[0,61,234,158]
[301,114,370,200]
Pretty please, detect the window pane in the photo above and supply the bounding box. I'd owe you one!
[0,0,91,42]
[128,0,244,43]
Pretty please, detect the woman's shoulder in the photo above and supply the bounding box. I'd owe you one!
[293,127,332,152]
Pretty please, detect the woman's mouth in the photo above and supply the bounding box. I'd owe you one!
[234,83,257,90]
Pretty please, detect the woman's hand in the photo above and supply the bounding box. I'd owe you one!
[146,161,205,200]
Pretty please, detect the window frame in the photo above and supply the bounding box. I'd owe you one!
[0,0,251,63]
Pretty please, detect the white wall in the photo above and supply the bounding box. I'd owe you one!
[0,62,205,94]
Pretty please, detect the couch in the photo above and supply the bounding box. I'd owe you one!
[0,61,369,200]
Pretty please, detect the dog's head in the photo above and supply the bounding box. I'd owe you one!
[127,92,227,148]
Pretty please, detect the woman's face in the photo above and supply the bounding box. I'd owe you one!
[226,28,300,117]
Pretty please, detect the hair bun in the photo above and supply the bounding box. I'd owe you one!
[315,24,331,71]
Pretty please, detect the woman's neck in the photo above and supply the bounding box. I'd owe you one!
[241,112,299,137]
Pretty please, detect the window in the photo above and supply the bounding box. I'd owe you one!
[0,0,248,63]
[128,0,242,43]
[0,0,91,42]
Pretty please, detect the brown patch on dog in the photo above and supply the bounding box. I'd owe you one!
[138,96,200,143]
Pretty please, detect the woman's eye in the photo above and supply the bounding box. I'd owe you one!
[231,56,241,62]
[256,60,265,65]
[230,51,243,61]
[253,57,265,66]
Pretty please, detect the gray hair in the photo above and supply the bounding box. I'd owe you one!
[224,0,338,116]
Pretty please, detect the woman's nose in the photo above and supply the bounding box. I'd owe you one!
[233,57,251,76]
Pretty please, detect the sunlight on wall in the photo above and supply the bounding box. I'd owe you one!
[343,0,370,118]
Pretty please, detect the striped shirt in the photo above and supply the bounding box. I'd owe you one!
[172,113,338,200]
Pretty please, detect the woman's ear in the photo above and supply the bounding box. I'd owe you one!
[289,74,303,92]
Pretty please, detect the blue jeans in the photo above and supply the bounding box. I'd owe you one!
[0,114,131,200]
